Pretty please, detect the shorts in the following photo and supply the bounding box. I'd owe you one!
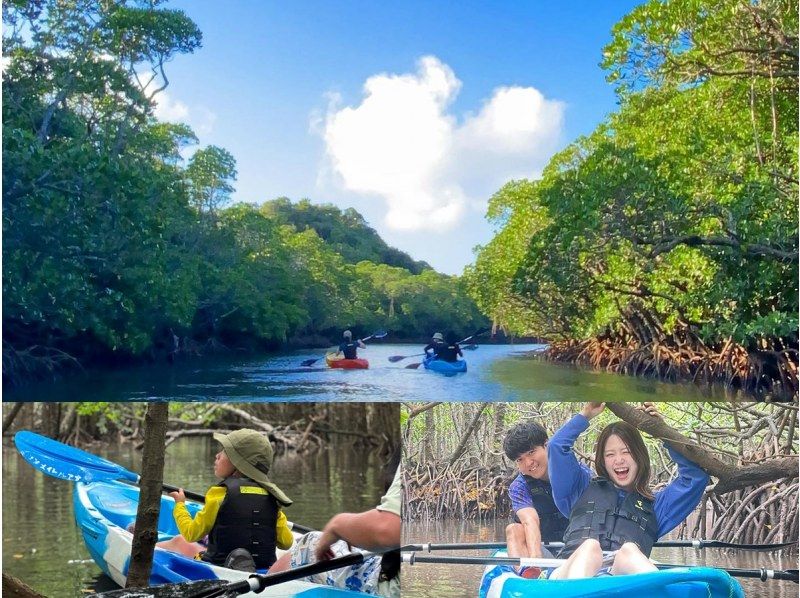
[289,532,399,598]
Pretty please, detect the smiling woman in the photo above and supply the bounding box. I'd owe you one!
[546,402,708,580]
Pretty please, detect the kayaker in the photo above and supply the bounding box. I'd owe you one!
[435,332,463,363]
[270,449,401,597]
[168,428,294,572]
[423,332,445,358]
[503,422,571,577]
[545,402,709,580]
[337,329,366,359]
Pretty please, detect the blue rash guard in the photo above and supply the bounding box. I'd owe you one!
[548,414,709,538]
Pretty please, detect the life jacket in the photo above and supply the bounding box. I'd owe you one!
[559,477,659,559]
[202,477,279,569]
[511,476,569,542]
[340,341,359,359]
[435,343,461,362]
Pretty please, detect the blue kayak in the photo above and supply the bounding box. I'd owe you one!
[74,479,371,597]
[479,550,745,598]
[422,356,467,375]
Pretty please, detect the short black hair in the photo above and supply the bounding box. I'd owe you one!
[445,331,458,344]
[503,422,548,460]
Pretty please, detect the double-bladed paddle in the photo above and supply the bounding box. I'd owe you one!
[13,430,315,534]
[300,329,388,367]
[390,327,490,368]
[401,552,799,583]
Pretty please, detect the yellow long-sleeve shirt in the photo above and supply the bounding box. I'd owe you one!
[173,485,293,549]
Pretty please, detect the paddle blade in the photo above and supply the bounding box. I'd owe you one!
[462,344,478,351]
[300,358,319,367]
[14,430,138,484]
[371,330,388,339]
[388,355,407,363]
[406,362,422,369]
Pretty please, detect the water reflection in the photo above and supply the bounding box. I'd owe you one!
[3,435,387,596]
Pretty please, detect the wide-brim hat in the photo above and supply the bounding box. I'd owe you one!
[213,429,292,506]
[432,332,444,341]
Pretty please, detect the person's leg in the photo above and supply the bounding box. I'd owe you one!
[609,542,657,576]
[270,551,292,573]
[505,523,527,558]
[505,523,540,578]
[548,539,603,580]
[155,536,205,559]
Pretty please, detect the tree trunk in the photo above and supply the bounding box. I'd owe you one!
[2,403,27,435]
[126,402,169,588]
[448,403,489,465]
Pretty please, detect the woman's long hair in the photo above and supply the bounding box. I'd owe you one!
[594,421,654,500]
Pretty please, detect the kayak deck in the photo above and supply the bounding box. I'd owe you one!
[479,549,745,598]
[422,356,467,375]
[325,354,369,369]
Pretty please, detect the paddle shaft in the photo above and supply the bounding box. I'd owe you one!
[401,553,799,583]
[403,539,798,552]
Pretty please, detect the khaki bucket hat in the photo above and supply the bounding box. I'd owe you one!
[213,429,292,506]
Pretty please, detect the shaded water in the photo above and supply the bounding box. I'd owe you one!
[402,521,796,597]
[3,344,734,403]
[2,435,387,597]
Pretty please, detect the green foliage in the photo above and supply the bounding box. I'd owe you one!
[469,0,798,345]
[186,146,237,213]
[262,198,431,274]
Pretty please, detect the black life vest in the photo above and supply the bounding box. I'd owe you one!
[436,343,461,362]
[559,477,659,559]
[511,476,569,542]
[202,477,279,569]
[340,341,359,359]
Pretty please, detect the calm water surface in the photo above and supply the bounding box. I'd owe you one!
[3,436,387,597]
[3,344,735,402]
[402,521,796,597]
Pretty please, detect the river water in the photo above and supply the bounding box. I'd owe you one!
[3,344,734,403]
[402,521,796,597]
[2,435,387,597]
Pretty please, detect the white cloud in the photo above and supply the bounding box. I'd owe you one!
[153,92,190,122]
[318,55,565,232]
[152,91,217,137]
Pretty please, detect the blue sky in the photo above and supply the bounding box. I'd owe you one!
[161,1,641,274]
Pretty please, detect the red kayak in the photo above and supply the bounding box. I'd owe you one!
[325,353,369,369]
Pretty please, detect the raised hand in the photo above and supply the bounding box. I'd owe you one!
[581,402,606,420]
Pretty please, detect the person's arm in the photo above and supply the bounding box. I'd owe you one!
[275,509,294,550]
[314,509,400,561]
[358,340,366,349]
[516,507,543,558]
[547,405,601,516]
[653,444,710,537]
[456,343,463,357]
[170,486,225,542]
